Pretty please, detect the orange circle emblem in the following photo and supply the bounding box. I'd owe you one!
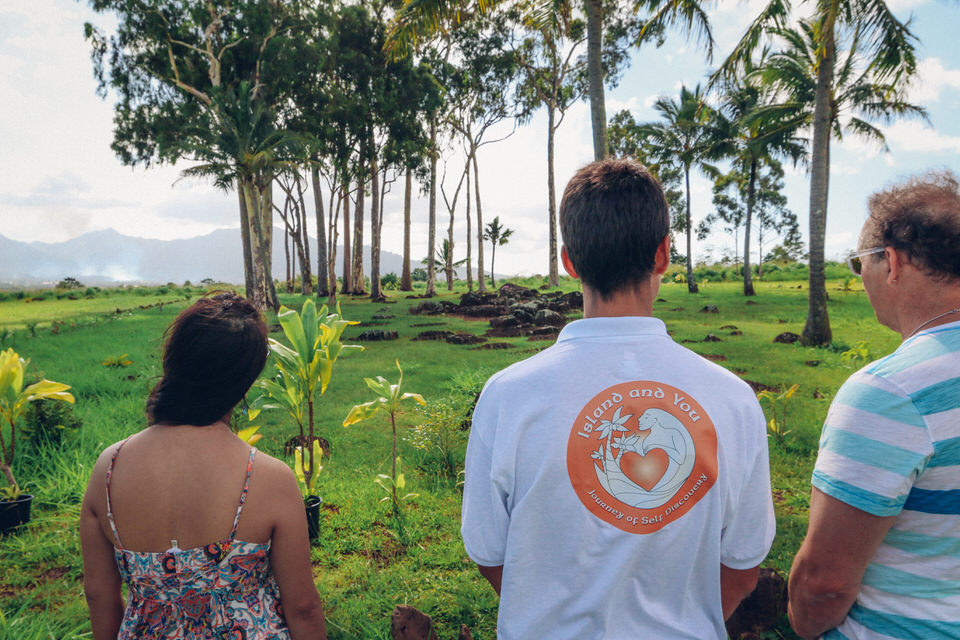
[566,381,717,533]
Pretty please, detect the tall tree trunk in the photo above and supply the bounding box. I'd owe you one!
[260,177,279,310]
[341,179,352,294]
[352,159,367,295]
[490,243,497,288]
[446,193,455,292]
[284,225,292,293]
[743,160,757,296]
[465,160,473,292]
[586,0,607,161]
[240,176,269,310]
[547,106,559,287]
[401,169,413,291]
[473,152,486,293]
[757,218,764,278]
[684,166,699,293]
[311,167,329,297]
[370,151,382,300]
[297,177,313,296]
[238,185,255,300]
[425,119,438,297]
[801,23,835,346]
[327,187,340,307]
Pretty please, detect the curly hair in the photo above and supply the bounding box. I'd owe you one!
[147,292,268,426]
[866,170,960,281]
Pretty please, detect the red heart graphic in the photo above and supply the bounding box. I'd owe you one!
[620,449,669,491]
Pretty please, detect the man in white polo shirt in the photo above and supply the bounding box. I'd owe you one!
[461,158,775,639]
[789,171,960,639]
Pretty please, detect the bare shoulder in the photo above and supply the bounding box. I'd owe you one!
[83,439,128,513]
[251,450,300,493]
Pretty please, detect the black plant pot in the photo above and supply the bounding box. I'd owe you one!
[304,496,322,541]
[0,494,34,534]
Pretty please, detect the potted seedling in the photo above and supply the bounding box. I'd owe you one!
[250,299,360,540]
[294,439,324,540]
[0,348,74,533]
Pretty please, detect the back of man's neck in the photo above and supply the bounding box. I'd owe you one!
[581,282,656,319]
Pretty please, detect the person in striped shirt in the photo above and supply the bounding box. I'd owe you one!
[789,170,960,639]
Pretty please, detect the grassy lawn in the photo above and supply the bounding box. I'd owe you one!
[0,276,900,639]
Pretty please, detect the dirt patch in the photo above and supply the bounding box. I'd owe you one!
[414,331,454,341]
[447,333,486,345]
[529,332,559,342]
[744,380,777,393]
[322,503,340,514]
[356,329,399,341]
[805,360,821,367]
[773,332,800,344]
[472,342,515,350]
[701,354,728,362]
[411,322,447,327]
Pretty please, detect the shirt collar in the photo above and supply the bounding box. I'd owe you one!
[557,316,669,343]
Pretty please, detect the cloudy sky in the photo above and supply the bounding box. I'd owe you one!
[2,0,959,278]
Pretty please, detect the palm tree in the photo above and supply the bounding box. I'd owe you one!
[483,216,514,288]
[422,239,467,279]
[386,0,718,161]
[635,84,725,293]
[180,82,291,311]
[716,0,921,344]
[714,63,806,296]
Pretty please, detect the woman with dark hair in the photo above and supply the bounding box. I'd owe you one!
[80,293,327,639]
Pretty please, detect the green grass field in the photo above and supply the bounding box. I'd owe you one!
[0,276,900,639]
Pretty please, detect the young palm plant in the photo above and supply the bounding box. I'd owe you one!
[343,361,425,539]
[251,299,361,498]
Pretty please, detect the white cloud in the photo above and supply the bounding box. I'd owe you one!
[910,58,960,105]
[884,121,960,154]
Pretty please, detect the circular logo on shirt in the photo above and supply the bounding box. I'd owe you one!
[566,381,717,533]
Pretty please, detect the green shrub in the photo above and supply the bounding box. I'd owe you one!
[22,397,83,448]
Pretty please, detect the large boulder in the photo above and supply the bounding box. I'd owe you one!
[410,301,444,316]
[499,283,538,299]
[559,291,583,309]
[534,309,566,327]
[490,315,521,329]
[459,304,510,318]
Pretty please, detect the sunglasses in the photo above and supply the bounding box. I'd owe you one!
[847,247,885,276]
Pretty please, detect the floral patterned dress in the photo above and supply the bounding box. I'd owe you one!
[105,443,290,639]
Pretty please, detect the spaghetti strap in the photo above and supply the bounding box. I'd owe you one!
[228,447,257,542]
[105,438,131,549]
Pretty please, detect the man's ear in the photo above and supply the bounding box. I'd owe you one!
[886,246,904,284]
[654,235,670,276]
[561,246,579,280]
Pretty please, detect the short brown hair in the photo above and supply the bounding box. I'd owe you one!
[559,158,669,297]
[866,170,960,281]
[147,292,268,426]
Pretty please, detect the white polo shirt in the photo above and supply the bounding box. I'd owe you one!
[461,316,775,639]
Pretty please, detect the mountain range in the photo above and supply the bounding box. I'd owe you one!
[0,228,419,288]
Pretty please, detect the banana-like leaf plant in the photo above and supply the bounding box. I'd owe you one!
[344,360,425,521]
[250,299,361,494]
[0,348,74,499]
